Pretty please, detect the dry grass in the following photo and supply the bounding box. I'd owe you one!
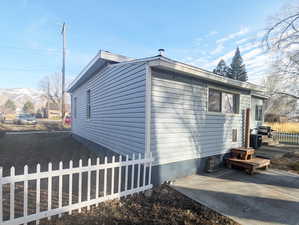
[0,120,70,132]
[265,122,299,134]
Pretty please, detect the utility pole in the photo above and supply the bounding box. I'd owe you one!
[47,76,50,119]
[61,22,66,120]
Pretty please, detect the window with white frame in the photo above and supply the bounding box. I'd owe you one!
[208,88,239,114]
[86,90,91,119]
[232,129,238,142]
[255,105,263,121]
[208,89,222,112]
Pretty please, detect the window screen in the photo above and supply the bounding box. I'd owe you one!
[222,92,234,113]
[255,105,263,121]
[208,89,221,112]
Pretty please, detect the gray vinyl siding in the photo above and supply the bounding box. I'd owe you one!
[71,62,147,156]
[151,69,251,165]
[251,97,264,129]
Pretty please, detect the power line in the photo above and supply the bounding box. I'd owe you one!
[0,45,60,55]
[0,67,60,72]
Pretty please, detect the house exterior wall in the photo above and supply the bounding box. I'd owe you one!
[71,62,147,156]
[250,97,264,129]
[150,69,251,166]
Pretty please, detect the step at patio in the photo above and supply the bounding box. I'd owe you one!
[226,147,271,175]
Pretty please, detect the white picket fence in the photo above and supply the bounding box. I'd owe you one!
[273,132,299,145]
[0,153,153,225]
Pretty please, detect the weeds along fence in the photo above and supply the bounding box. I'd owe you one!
[0,153,153,225]
[272,132,299,145]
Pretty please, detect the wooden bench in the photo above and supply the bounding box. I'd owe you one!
[227,157,270,175]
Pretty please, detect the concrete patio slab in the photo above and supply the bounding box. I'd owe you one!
[172,169,299,225]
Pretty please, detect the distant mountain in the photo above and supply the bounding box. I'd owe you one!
[0,88,45,112]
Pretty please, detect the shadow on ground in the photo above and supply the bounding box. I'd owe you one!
[172,169,299,225]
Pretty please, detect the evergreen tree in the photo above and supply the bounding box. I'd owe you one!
[228,47,248,81]
[23,101,35,114]
[4,99,16,113]
[213,59,229,77]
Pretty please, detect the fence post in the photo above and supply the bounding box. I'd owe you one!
[0,167,2,223]
[10,166,15,221]
[137,154,141,188]
[125,155,129,193]
[68,160,73,215]
[78,160,82,213]
[111,156,115,195]
[36,164,40,224]
[24,165,28,224]
[96,157,99,201]
[87,158,91,210]
[58,161,63,217]
[47,162,52,220]
[143,155,146,188]
[148,152,152,186]
[104,157,108,198]
[118,155,122,197]
[131,154,135,190]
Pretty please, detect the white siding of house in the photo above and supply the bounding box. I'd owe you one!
[151,70,251,165]
[72,62,147,156]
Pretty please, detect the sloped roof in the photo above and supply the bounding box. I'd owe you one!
[68,50,265,93]
[68,50,134,92]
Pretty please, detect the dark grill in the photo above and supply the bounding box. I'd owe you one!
[257,126,274,137]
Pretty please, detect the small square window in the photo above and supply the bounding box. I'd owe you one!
[232,129,238,142]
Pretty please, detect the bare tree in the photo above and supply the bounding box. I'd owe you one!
[39,73,62,107]
[263,3,299,76]
[262,72,299,115]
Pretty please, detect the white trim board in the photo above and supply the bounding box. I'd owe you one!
[145,64,152,158]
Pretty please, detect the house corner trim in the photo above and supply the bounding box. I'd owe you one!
[145,64,152,158]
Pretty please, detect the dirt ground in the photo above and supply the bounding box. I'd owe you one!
[271,151,299,174]
[39,185,239,225]
[256,144,299,175]
[0,132,98,175]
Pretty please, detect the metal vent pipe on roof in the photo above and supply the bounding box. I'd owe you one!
[158,49,165,56]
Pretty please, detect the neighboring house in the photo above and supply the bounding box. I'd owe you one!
[68,50,266,185]
[46,102,61,119]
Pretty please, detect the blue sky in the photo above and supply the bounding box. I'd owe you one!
[0,0,290,89]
